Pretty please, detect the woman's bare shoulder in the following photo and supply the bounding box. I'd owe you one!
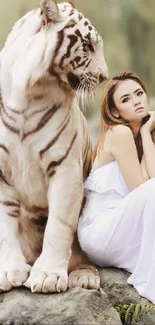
[106,125,135,155]
[108,125,133,138]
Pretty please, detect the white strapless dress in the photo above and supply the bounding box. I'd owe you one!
[78,160,155,304]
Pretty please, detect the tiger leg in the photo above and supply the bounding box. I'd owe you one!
[0,185,31,291]
[68,233,100,289]
[25,163,83,293]
[67,120,100,289]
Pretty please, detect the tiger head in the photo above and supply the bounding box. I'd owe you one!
[1,0,108,109]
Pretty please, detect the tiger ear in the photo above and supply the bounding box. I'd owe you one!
[40,0,60,24]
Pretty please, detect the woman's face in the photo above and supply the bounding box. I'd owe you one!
[113,79,149,124]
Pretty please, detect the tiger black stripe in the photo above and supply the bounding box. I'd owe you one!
[8,213,19,218]
[49,69,61,83]
[57,109,70,130]
[0,144,9,154]
[75,29,89,53]
[32,216,47,227]
[0,170,11,186]
[76,58,91,69]
[46,131,77,176]
[39,115,70,158]
[0,200,20,207]
[69,9,75,16]
[59,35,78,68]
[0,112,19,134]
[85,32,91,41]
[53,30,64,59]
[75,29,83,41]
[65,20,76,29]
[69,56,81,69]
[83,151,92,179]
[85,59,92,68]
[84,21,89,26]
[25,105,50,120]
[7,108,21,115]
[1,105,16,121]
[11,209,20,214]
[22,104,61,140]
[24,205,48,214]
[49,30,64,74]
[66,35,78,58]
[78,13,83,20]
[48,170,56,178]
[74,46,80,54]
[32,94,44,101]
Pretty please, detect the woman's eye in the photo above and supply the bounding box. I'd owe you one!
[122,97,129,103]
[137,91,143,96]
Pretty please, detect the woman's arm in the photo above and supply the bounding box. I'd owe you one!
[108,125,149,191]
[141,155,149,180]
[140,112,155,178]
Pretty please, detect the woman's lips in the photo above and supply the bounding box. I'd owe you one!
[135,107,144,112]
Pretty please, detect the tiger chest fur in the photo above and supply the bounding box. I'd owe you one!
[0,0,108,293]
[0,103,80,208]
[0,99,85,263]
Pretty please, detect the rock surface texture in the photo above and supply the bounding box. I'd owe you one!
[0,268,155,325]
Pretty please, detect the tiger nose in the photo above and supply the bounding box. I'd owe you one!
[99,73,108,84]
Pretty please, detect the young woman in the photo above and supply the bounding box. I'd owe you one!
[78,71,155,304]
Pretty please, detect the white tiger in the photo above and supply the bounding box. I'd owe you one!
[0,0,108,293]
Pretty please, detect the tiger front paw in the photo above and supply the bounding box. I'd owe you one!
[0,262,31,292]
[24,254,68,293]
[68,265,100,289]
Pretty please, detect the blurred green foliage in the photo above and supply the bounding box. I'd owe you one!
[0,0,155,115]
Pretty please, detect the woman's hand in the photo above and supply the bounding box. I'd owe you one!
[140,111,155,134]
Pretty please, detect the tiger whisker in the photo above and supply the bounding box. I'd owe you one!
[75,73,97,111]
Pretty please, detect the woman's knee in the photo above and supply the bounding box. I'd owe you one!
[78,225,99,258]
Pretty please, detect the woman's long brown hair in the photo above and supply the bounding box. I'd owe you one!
[93,71,148,162]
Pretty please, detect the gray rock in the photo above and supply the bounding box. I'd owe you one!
[100,267,155,325]
[0,286,121,325]
[1,268,155,325]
